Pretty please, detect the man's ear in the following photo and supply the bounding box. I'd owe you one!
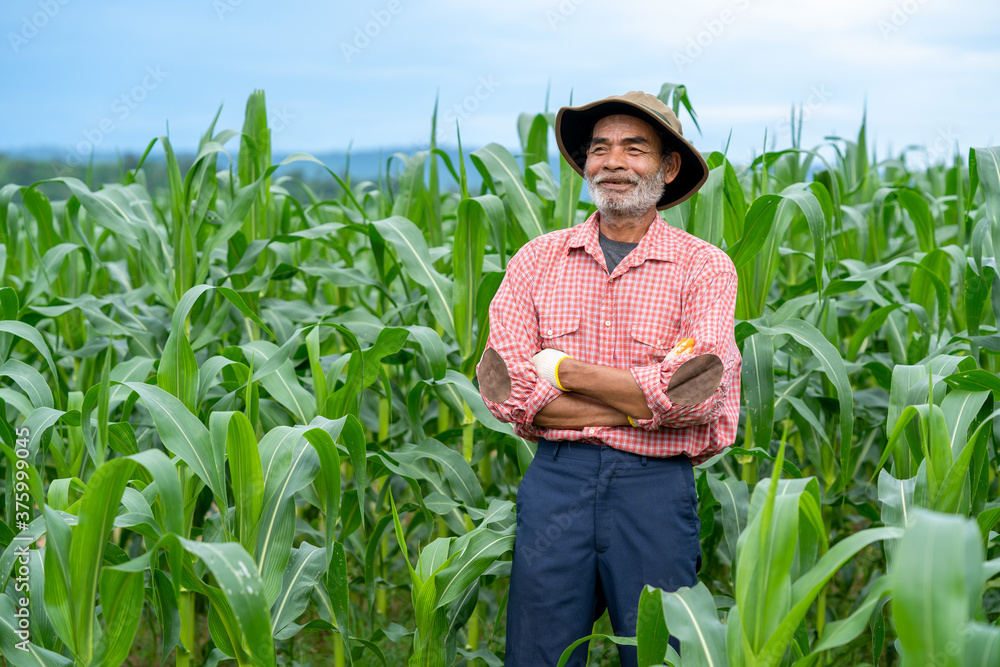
[663,152,682,185]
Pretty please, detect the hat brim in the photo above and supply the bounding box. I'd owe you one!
[555,100,709,211]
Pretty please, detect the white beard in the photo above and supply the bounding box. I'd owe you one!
[584,161,667,219]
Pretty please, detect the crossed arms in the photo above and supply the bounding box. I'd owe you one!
[477,243,737,437]
[532,361,649,429]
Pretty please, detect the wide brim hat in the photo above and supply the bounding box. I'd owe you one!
[555,90,710,210]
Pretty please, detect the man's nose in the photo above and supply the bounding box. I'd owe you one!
[604,146,628,169]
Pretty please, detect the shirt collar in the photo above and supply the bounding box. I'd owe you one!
[567,211,676,266]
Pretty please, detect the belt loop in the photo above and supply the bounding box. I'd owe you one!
[641,455,648,467]
[552,442,562,461]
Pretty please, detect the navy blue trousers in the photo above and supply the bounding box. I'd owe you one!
[506,438,701,667]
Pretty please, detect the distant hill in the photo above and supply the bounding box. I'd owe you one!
[0,145,570,191]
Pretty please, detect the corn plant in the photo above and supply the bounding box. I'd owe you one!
[890,509,999,666]
[564,439,901,667]
[0,84,997,666]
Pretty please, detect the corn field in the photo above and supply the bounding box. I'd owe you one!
[0,84,998,666]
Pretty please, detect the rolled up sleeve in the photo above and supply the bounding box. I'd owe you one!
[629,264,741,431]
[476,245,561,436]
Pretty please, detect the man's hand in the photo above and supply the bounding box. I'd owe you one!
[557,359,654,420]
[531,348,572,391]
[532,393,630,429]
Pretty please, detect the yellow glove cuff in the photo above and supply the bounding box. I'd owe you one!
[553,356,568,391]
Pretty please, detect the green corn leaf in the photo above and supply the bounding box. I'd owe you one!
[454,196,493,357]
[934,407,1000,513]
[635,585,670,667]
[555,152,583,232]
[184,539,276,667]
[364,515,394,614]
[432,370,514,437]
[119,381,226,502]
[306,327,328,416]
[242,340,315,424]
[152,569,180,666]
[941,389,989,457]
[42,177,141,245]
[659,582,728,667]
[556,634,637,667]
[847,303,902,361]
[742,332,774,453]
[98,567,144,667]
[390,151,428,226]
[326,541,353,664]
[42,505,75,656]
[128,449,184,537]
[340,414,368,530]
[391,438,486,509]
[406,325,448,380]
[157,320,198,414]
[0,359,53,410]
[471,143,546,240]
[69,457,136,665]
[433,528,514,609]
[891,510,983,667]
[363,327,409,387]
[810,576,890,653]
[780,183,829,292]
[224,411,264,552]
[755,526,902,666]
[755,319,854,480]
[372,215,457,341]
[728,194,781,269]
[943,368,1000,394]
[271,543,326,634]
[877,469,917,566]
[964,624,1000,667]
[520,112,549,172]
[0,320,59,389]
[690,164,725,246]
[705,473,749,570]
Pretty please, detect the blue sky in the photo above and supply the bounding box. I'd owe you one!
[1,0,997,166]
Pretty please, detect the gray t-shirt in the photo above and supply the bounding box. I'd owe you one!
[598,232,639,274]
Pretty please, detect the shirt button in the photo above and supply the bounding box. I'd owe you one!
[547,329,553,335]
[656,340,662,346]
[604,320,612,327]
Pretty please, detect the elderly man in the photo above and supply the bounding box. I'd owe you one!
[476,91,741,666]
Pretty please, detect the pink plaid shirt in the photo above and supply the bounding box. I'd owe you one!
[477,211,741,465]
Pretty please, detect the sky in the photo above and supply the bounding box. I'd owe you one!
[1,0,997,167]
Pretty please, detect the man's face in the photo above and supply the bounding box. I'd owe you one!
[583,114,680,219]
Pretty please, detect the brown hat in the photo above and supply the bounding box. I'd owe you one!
[555,91,710,210]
